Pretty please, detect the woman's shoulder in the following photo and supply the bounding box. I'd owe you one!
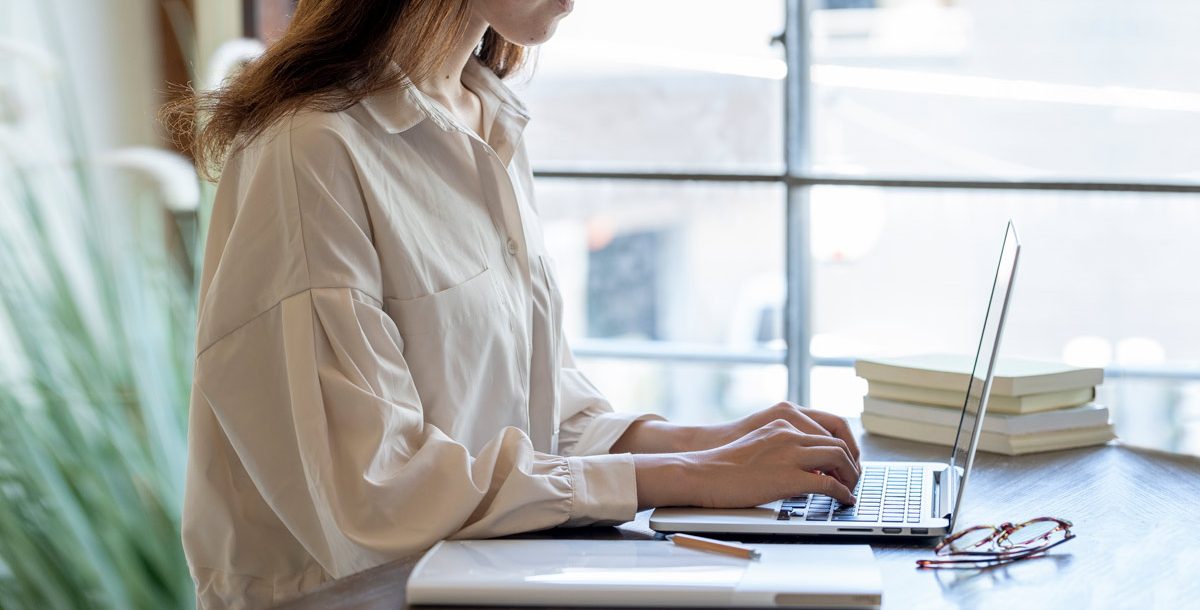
[244,107,358,159]
[222,106,371,186]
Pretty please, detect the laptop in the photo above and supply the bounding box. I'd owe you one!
[650,221,1021,539]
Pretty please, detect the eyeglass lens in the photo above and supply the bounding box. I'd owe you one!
[947,526,999,552]
[1003,519,1067,548]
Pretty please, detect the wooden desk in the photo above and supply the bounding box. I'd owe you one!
[276,428,1200,609]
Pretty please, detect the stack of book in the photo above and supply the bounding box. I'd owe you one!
[855,354,1115,455]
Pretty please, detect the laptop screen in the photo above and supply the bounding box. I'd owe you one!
[945,221,1021,528]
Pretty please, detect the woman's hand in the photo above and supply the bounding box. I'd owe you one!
[631,419,860,509]
[613,402,860,468]
[685,402,861,466]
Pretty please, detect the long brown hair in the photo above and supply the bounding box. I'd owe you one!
[163,0,526,180]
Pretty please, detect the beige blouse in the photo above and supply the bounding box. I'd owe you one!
[182,59,659,610]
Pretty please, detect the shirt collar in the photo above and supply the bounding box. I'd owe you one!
[359,57,530,136]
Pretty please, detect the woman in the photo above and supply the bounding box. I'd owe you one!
[171,1,861,608]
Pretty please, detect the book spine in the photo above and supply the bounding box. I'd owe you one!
[861,413,1115,455]
[863,397,1109,435]
[856,360,1104,397]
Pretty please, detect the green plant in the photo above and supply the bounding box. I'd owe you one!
[0,9,200,610]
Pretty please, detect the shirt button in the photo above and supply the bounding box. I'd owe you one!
[506,238,519,256]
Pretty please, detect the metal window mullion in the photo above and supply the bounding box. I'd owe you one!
[533,170,1200,194]
[784,0,813,405]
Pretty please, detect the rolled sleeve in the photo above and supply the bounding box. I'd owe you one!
[572,411,666,457]
[564,453,640,526]
[557,337,665,457]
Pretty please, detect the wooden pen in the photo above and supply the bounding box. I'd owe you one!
[667,533,762,560]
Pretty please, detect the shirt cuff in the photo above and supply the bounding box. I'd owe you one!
[572,411,667,456]
[564,453,639,526]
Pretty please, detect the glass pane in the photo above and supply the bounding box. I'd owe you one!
[579,359,787,424]
[807,186,1200,453]
[811,365,868,418]
[515,0,786,172]
[1102,378,1200,455]
[535,179,785,346]
[809,0,1200,181]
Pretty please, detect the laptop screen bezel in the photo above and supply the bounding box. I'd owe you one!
[944,221,1021,531]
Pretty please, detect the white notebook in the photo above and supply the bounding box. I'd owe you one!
[407,539,882,608]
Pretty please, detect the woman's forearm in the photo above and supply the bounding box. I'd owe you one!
[611,419,699,454]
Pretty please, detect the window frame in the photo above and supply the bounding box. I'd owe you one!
[241,0,1200,403]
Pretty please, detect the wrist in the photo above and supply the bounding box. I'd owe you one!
[631,452,697,509]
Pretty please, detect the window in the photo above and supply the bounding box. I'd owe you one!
[534,177,786,422]
[242,0,1200,453]
[523,0,1200,453]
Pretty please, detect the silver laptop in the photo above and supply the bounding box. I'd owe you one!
[650,221,1021,539]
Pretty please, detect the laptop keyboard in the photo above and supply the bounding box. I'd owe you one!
[777,465,925,524]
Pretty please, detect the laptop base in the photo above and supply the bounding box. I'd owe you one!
[648,460,951,540]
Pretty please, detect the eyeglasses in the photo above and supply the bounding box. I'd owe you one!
[916,516,1075,569]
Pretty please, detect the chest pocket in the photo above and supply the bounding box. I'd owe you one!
[385,266,503,337]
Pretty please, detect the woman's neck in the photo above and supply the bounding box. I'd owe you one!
[418,15,490,102]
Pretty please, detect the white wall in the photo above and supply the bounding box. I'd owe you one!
[3,0,243,155]
[42,0,159,152]
[196,0,243,85]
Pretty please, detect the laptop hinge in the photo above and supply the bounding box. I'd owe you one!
[934,465,954,521]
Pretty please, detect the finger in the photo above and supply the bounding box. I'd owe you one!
[794,470,856,505]
[800,408,861,465]
[795,446,860,491]
[780,407,834,438]
[791,433,860,477]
